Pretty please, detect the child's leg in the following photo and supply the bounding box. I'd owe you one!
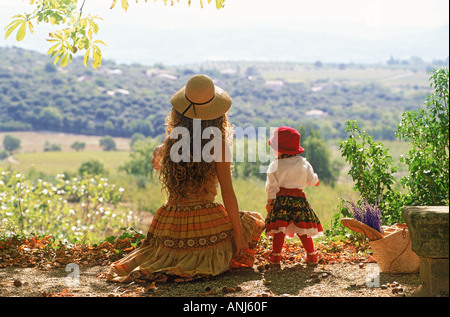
[298,234,315,253]
[269,232,285,263]
[298,234,318,264]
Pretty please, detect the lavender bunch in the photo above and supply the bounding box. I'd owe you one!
[346,199,384,234]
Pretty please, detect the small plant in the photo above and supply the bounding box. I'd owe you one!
[337,67,449,228]
[396,67,449,206]
[0,169,139,243]
[339,120,404,224]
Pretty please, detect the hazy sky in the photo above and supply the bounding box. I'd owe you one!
[2,0,447,28]
[0,0,448,64]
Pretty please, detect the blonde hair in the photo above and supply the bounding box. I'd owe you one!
[159,108,232,202]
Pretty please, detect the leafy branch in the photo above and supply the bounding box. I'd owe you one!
[4,0,225,69]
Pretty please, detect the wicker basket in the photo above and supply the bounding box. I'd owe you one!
[341,219,420,274]
[369,224,420,274]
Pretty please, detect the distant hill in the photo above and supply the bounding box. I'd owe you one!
[81,24,450,66]
[0,46,443,141]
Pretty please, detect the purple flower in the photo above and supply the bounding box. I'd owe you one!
[346,199,384,234]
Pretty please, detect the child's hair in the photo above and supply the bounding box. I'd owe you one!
[159,108,232,202]
[278,153,296,159]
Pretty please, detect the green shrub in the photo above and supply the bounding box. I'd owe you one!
[0,169,139,243]
[336,67,449,227]
[338,120,404,224]
[396,67,449,206]
[79,159,107,177]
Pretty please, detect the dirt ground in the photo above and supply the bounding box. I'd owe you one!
[0,261,422,298]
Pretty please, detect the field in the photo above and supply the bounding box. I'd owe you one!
[260,65,430,87]
[0,131,132,175]
[0,131,360,227]
[203,61,432,88]
[4,151,130,176]
[0,131,131,153]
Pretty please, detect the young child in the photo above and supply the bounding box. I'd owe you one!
[265,126,323,265]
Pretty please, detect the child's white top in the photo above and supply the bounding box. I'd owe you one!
[265,156,319,200]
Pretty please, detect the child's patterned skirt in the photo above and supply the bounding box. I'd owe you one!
[265,187,323,238]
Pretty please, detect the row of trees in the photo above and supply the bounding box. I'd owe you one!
[0,47,429,142]
[0,134,118,158]
[119,126,341,186]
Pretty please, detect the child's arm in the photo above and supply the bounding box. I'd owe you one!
[265,165,279,215]
[265,168,279,200]
[305,161,319,187]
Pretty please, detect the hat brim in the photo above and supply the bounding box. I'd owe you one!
[170,85,232,120]
[269,136,305,155]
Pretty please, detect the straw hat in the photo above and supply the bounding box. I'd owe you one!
[170,74,232,120]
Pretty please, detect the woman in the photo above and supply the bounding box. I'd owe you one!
[107,74,265,283]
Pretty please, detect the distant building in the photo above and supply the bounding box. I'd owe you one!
[156,73,177,80]
[107,69,123,75]
[77,75,92,82]
[146,68,177,80]
[220,68,238,75]
[107,89,130,96]
[264,80,284,90]
[305,109,328,117]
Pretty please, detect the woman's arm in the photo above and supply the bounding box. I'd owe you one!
[215,160,248,256]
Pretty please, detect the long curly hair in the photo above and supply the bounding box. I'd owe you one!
[159,108,232,202]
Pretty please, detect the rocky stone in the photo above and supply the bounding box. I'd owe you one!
[419,257,449,297]
[402,206,449,258]
[402,206,449,296]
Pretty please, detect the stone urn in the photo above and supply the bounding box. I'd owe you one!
[402,206,449,296]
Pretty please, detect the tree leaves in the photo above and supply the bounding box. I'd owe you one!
[216,0,225,9]
[109,0,223,10]
[6,0,226,68]
[4,14,34,41]
[121,0,129,11]
[0,231,144,270]
[339,120,405,224]
[44,15,105,68]
[396,68,449,206]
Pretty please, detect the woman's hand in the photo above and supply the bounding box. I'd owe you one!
[233,233,249,257]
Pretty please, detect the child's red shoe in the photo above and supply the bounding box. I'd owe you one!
[268,252,282,266]
[305,251,318,265]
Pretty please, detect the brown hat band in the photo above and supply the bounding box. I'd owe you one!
[182,94,216,117]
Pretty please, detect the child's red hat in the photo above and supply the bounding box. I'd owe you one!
[268,126,305,155]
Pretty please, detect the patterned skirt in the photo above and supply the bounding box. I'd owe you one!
[107,202,265,283]
[265,188,323,238]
